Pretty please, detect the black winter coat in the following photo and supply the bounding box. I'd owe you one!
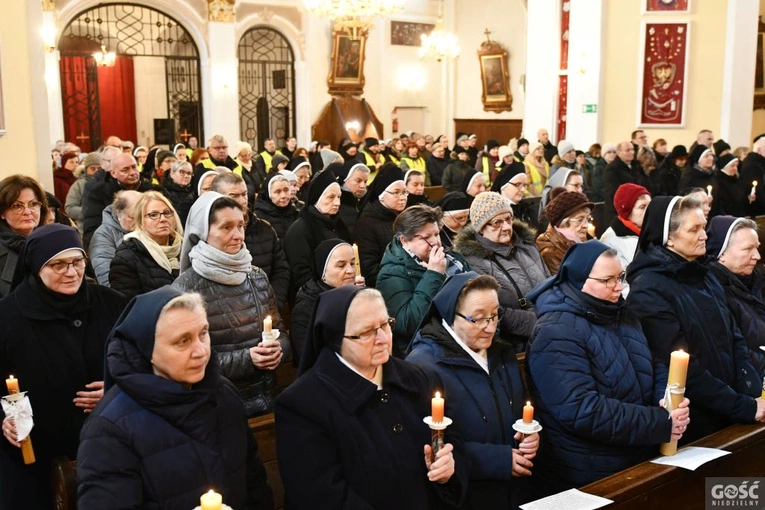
[0,279,125,509]
[0,224,24,299]
[710,170,750,218]
[109,237,179,300]
[275,349,469,509]
[338,189,362,240]
[627,245,761,441]
[77,340,273,509]
[289,278,326,361]
[708,262,765,377]
[426,155,450,186]
[603,157,651,226]
[173,268,291,417]
[355,200,399,287]
[740,151,765,215]
[161,177,195,226]
[656,158,684,196]
[245,212,290,311]
[678,165,714,193]
[284,206,351,298]
[252,196,300,239]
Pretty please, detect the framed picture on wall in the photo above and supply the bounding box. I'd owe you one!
[637,20,690,127]
[390,21,435,47]
[643,0,690,13]
[478,39,512,113]
[755,18,765,110]
[328,28,367,96]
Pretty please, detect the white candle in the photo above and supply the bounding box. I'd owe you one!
[752,181,758,196]
[706,185,712,196]
[263,315,272,334]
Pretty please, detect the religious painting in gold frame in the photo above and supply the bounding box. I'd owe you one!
[478,40,512,113]
[755,18,765,110]
[328,29,367,97]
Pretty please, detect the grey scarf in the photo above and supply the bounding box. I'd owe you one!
[189,240,253,285]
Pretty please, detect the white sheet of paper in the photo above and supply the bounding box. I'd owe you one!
[520,489,613,510]
[650,446,731,471]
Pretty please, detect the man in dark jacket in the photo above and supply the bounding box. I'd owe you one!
[739,137,765,215]
[81,152,154,247]
[426,144,450,186]
[212,173,290,311]
[655,145,688,196]
[538,128,557,164]
[191,134,242,195]
[603,141,649,226]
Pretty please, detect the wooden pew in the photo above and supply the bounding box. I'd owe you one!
[425,185,447,202]
[580,423,765,509]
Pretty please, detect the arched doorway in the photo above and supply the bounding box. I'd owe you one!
[238,27,296,152]
[58,3,203,152]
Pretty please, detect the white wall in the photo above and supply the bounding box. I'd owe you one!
[453,0,527,120]
[133,56,169,148]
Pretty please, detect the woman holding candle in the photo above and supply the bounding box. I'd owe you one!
[173,192,290,417]
[0,224,125,509]
[77,287,274,509]
[276,286,468,509]
[709,154,751,218]
[290,239,365,361]
[705,216,765,377]
[407,272,539,508]
[355,163,408,287]
[527,240,691,497]
[627,196,765,443]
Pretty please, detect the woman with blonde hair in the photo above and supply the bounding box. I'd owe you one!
[524,142,550,197]
[109,191,183,300]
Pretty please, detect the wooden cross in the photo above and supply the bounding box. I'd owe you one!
[76,132,89,143]
[179,128,192,142]
[484,28,492,43]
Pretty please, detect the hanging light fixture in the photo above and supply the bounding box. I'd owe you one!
[304,0,405,39]
[93,44,116,67]
[419,0,460,62]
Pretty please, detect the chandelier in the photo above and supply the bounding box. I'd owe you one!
[304,0,405,39]
[419,1,459,62]
[93,45,116,67]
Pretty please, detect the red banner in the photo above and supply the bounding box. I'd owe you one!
[640,22,688,126]
[646,0,689,12]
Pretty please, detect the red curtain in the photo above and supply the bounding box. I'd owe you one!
[60,56,94,152]
[97,56,137,144]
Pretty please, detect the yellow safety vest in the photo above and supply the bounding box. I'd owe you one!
[363,150,377,167]
[401,156,430,186]
[259,150,282,171]
[481,156,492,185]
[201,157,242,175]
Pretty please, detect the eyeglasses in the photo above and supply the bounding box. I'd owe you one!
[456,310,504,328]
[508,182,530,190]
[145,210,174,220]
[444,212,469,224]
[566,216,593,226]
[415,233,439,247]
[486,215,514,229]
[385,190,410,198]
[178,170,193,177]
[344,317,396,343]
[46,257,87,274]
[587,271,626,289]
[7,200,43,214]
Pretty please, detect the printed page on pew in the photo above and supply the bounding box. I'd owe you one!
[520,489,613,510]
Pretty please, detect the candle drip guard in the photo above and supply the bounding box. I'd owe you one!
[512,419,543,435]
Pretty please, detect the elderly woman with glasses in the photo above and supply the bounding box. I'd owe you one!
[526,240,690,498]
[110,191,183,300]
[0,225,125,509]
[0,175,48,298]
[162,160,195,225]
[454,193,549,352]
[492,163,536,226]
[276,286,468,509]
[407,272,539,508]
[536,191,594,274]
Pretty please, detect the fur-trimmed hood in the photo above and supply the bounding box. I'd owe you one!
[453,220,537,259]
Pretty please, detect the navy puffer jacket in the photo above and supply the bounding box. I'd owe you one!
[707,261,765,378]
[527,282,672,495]
[627,245,760,441]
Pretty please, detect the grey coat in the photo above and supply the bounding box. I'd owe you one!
[65,173,93,230]
[454,221,549,350]
[173,267,292,417]
[88,205,127,286]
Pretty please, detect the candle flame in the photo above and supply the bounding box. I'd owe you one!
[266,315,271,321]
[435,391,441,399]
[207,490,215,495]
[527,400,531,406]
[8,375,13,380]
[755,181,758,186]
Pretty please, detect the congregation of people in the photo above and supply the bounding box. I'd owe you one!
[3,126,765,509]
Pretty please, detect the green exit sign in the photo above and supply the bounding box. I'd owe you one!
[582,104,598,113]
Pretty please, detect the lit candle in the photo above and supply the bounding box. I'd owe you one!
[706,185,712,196]
[353,243,361,277]
[263,315,272,334]
[200,490,222,510]
[661,349,690,456]
[6,375,19,394]
[752,181,758,196]
[432,391,444,423]
[523,401,534,424]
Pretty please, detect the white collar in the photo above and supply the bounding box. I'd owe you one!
[441,319,489,374]
[335,352,383,389]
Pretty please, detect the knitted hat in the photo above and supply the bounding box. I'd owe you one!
[558,140,575,158]
[364,137,380,148]
[669,145,689,160]
[60,151,79,170]
[601,143,617,155]
[613,183,651,220]
[320,149,343,169]
[497,145,514,165]
[469,191,514,232]
[706,216,748,259]
[544,191,594,227]
[486,139,500,151]
[517,138,529,149]
[717,154,739,171]
[271,154,290,171]
[81,151,102,169]
[156,150,175,167]
[435,191,473,212]
[713,139,731,155]
[454,146,468,155]
[233,141,252,158]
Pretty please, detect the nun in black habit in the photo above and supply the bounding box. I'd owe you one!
[276,285,469,509]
